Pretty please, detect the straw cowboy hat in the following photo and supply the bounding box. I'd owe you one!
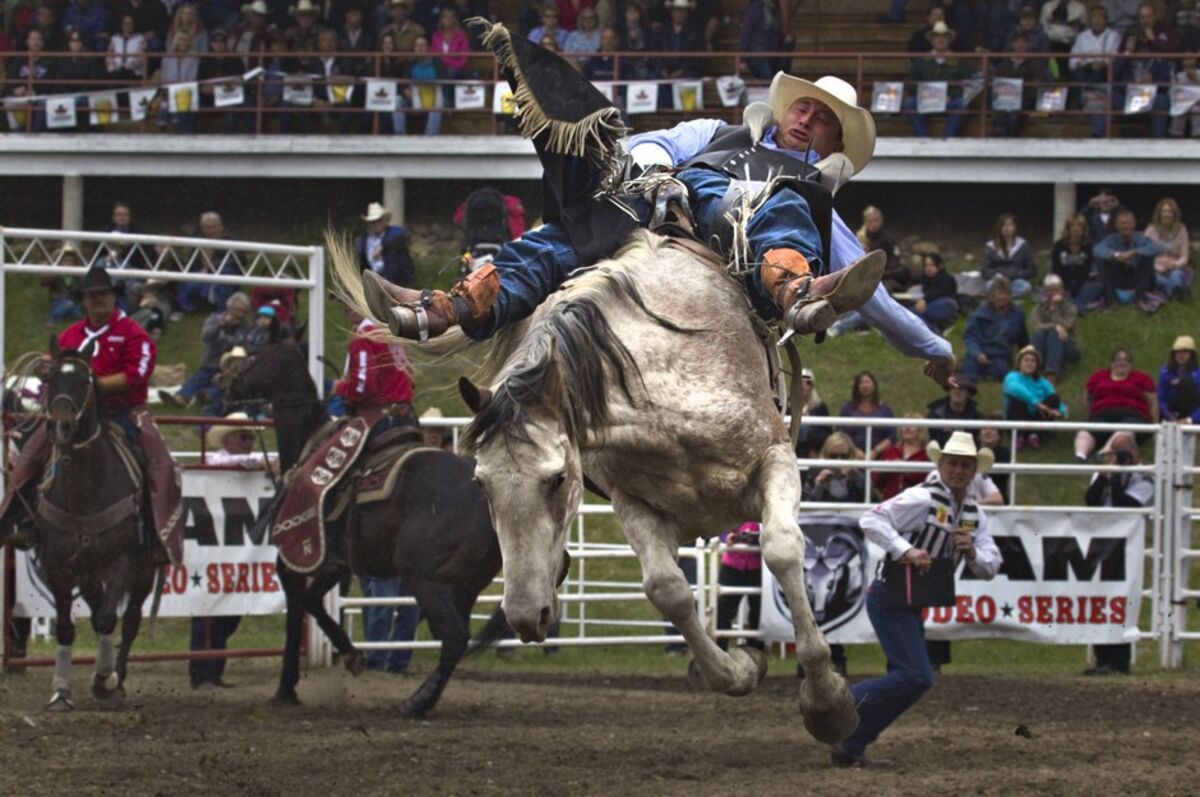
[1015,344,1042,370]
[242,0,269,16]
[768,73,877,176]
[926,20,956,43]
[289,0,318,16]
[1173,335,1196,353]
[927,430,994,474]
[205,412,252,450]
[362,201,390,222]
[420,406,444,422]
[219,345,248,371]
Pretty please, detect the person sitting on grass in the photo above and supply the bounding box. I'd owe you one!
[1093,209,1162,314]
[913,252,960,333]
[1073,348,1158,461]
[1144,197,1192,300]
[963,275,1029,382]
[1029,273,1080,386]
[982,212,1037,299]
[1003,345,1067,451]
[1158,335,1200,424]
[926,370,981,446]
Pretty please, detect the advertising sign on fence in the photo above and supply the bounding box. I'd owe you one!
[916,81,948,114]
[871,81,903,114]
[759,510,1145,645]
[14,470,284,619]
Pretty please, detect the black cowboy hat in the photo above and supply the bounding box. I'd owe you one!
[76,266,117,295]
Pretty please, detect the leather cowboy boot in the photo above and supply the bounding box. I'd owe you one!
[362,264,501,341]
[761,248,886,335]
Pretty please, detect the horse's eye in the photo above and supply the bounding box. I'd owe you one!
[549,473,566,493]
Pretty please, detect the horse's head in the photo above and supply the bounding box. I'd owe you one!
[222,334,303,404]
[460,372,581,643]
[44,339,98,446]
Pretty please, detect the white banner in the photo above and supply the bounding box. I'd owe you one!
[671,79,704,112]
[14,470,284,618]
[715,76,744,107]
[168,82,199,114]
[871,81,903,114]
[454,82,486,109]
[626,81,658,114]
[1124,83,1158,114]
[916,81,948,114]
[1037,85,1068,112]
[282,77,314,107]
[1170,84,1200,116]
[492,80,515,115]
[128,88,158,121]
[759,510,1144,645]
[45,95,77,129]
[591,81,614,103]
[88,92,120,125]
[991,77,1023,111]
[213,80,245,108]
[364,79,397,112]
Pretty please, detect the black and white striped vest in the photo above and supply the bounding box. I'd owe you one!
[903,474,980,561]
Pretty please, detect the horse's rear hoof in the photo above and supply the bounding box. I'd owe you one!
[344,650,366,678]
[270,691,302,707]
[800,681,859,744]
[46,690,74,712]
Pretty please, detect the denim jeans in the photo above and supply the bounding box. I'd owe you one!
[478,167,826,338]
[1032,327,1080,376]
[917,297,958,331]
[842,580,935,757]
[961,355,1011,383]
[360,576,420,672]
[1156,268,1188,296]
[177,364,218,402]
[903,96,967,138]
[1072,279,1106,311]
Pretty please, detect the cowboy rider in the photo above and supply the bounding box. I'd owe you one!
[331,299,415,438]
[0,267,183,560]
[362,56,957,385]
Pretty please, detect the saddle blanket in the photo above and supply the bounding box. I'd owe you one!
[273,417,370,573]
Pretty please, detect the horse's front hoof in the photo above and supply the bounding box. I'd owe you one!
[91,673,126,703]
[799,678,859,744]
[270,690,302,707]
[398,697,429,719]
[724,646,768,697]
[46,689,74,712]
[343,649,366,678]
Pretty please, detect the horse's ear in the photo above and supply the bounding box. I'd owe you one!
[48,335,60,357]
[459,376,492,414]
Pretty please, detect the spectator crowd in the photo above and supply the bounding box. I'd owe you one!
[2,1,1197,136]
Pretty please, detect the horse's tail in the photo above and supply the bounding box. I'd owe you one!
[146,564,165,642]
[464,607,512,657]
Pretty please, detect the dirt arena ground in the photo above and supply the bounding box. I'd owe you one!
[1,660,1198,797]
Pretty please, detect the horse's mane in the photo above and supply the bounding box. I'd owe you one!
[465,233,694,448]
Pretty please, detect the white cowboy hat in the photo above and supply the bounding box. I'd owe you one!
[926,20,956,42]
[420,406,444,421]
[768,73,877,176]
[664,0,696,9]
[289,0,318,15]
[242,0,269,15]
[927,431,994,474]
[1172,334,1196,353]
[219,345,248,371]
[362,201,390,222]
[205,412,253,451]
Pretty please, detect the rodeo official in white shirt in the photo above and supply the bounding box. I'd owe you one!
[832,431,1003,768]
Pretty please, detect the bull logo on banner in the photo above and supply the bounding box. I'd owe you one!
[771,514,869,633]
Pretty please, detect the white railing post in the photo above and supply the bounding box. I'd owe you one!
[308,247,326,397]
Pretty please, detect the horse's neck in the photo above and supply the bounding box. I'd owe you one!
[49,423,126,513]
[273,378,326,473]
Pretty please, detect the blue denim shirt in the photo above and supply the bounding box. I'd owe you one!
[964,304,1028,361]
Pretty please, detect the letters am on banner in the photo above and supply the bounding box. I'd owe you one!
[759,510,1145,645]
[14,470,284,618]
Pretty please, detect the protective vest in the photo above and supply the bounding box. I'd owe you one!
[904,474,980,561]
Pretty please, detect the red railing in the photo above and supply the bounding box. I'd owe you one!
[2,47,1190,138]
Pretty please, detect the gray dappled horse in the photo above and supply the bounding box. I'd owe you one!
[37,344,163,710]
[336,230,859,743]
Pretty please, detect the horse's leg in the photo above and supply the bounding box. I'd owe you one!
[613,492,766,697]
[755,444,858,744]
[89,555,130,703]
[273,565,307,705]
[46,569,77,711]
[398,580,462,719]
[302,568,364,675]
[113,556,158,693]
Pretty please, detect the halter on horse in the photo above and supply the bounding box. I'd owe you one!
[378,231,859,743]
[37,342,162,710]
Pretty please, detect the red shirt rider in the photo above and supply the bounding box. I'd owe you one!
[58,308,156,409]
[333,317,413,409]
